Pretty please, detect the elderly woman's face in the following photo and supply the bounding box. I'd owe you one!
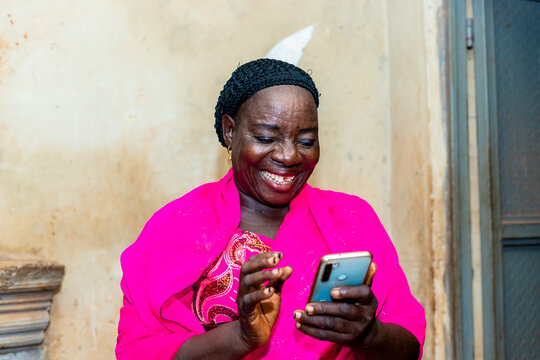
[224,85,319,207]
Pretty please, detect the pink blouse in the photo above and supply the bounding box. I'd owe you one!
[116,170,426,359]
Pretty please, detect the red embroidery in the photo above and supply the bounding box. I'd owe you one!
[192,230,271,330]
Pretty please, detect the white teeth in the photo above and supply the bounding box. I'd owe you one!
[261,171,295,185]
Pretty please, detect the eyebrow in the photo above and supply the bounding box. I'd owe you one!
[249,123,318,133]
[250,123,280,131]
[299,127,318,134]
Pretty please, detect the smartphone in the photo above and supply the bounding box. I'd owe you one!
[307,251,373,303]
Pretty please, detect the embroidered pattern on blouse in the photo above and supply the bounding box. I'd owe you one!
[192,230,271,331]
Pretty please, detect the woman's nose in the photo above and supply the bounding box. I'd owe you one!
[272,140,301,166]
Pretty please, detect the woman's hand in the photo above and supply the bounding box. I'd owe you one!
[294,262,378,348]
[293,261,378,348]
[293,263,419,359]
[293,284,379,349]
[175,252,292,360]
[237,251,293,352]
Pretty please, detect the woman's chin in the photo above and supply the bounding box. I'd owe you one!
[257,188,301,208]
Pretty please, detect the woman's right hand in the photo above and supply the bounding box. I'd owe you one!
[236,251,293,351]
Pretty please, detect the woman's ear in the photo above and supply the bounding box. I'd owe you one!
[222,114,236,148]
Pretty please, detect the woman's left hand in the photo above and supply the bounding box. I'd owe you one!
[293,262,380,350]
[293,284,380,349]
[293,281,421,360]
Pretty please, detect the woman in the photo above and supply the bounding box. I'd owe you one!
[116,59,425,359]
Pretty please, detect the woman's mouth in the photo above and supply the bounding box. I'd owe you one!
[261,170,296,186]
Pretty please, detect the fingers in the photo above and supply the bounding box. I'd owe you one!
[294,309,353,333]
[301,301,363,321]
[239,265,292,309]
[237,252,292,314]
[241,267,285,288]
[329,285,376,306]
[240,287,276,314]
[293,310,357,344]
[267,266,293,294]
[240,252,282,275]
[293,296,378,346]
[238,252,291,292]
[292,284,379,345]
[295,322,353,344]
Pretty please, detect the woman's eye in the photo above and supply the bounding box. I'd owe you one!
[298,139,316,147]
[255,136,275,144]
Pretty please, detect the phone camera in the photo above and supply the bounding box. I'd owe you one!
[321,263,335,282]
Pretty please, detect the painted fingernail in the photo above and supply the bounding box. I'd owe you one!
[305,305,314,315]
[293,311,301,320]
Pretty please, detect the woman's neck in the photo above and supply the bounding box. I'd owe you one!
[237,190,289,239]
[238,190,290,218]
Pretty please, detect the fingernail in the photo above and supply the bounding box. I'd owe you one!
[331,289,340,297]
[265,287,273,295]
[295,322,301,329]
[305,305,314,315]
[293,311,301,320]
[272,268,279,275]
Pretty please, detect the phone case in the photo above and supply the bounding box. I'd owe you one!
[307,251,372,303]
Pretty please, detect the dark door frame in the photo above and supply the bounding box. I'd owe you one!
[471,0,504,358]
[449,0,474,359]
[450,0,504,358]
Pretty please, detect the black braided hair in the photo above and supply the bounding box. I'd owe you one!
[214,58,319,147]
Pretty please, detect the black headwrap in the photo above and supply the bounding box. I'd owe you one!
[214,58,319,147]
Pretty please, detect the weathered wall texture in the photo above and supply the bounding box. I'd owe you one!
[0,1,449,359]
[386,0,451,358]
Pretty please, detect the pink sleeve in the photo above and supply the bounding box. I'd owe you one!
[367,205,426,358]
[115,277,196,360]
[376,261,426,348]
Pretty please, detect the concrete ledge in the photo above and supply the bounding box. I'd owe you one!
[0,261,64,294]
[0,260,64,358]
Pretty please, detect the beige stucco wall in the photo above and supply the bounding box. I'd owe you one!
[0,1,450,359]
[386,1,451,358]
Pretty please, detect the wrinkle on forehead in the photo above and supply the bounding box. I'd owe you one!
[236,85,318,127]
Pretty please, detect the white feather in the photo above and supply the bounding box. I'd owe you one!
[265,25,315,66]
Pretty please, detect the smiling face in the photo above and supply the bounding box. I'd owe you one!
[222,85,320,209]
